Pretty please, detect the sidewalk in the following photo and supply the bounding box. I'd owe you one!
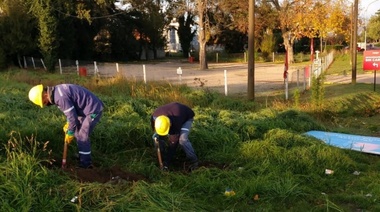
[325,73,380,84]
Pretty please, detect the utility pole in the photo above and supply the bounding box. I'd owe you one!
[352,0,358,84]
[247,0,255,100]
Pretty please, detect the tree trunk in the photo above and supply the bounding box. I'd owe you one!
[282,32,294,64]
[17,54,23,68]
[153,44,157,59]
[320,37,323,53]
[144,42,149,60]
[247,0,255,100]
[197,0,208,70]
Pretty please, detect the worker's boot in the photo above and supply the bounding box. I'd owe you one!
[77,154,92,169]
[188,160,198,172]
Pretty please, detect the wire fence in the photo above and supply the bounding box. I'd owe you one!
[22,52,334,96]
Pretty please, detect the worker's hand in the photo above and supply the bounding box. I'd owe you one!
[161,166,169,172]
[63,122,69,133]
[65,131,74,144]
[152,133,159,142]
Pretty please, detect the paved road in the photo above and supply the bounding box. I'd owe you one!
[324,73,380,84]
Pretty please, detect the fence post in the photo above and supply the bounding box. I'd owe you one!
[59,59,62,74]
[143,64,146,84]
[76,60,79,75]
[216,53,219,63]
[285,75,288,100]
[94,61,98,76]
[308,65,312,88]
[41,59,46,70]
[32,57,36,69]
[116,63,119,73]
[23,56,27,68]
[224,69,228,96]
[297,69,299,87]
[303,67,306,91]
[177,67,182,83]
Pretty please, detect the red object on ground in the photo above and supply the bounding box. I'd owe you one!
[79,67,87,76]
[188,57,194,63]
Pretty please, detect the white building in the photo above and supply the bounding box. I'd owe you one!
[166,19,181,52]
[165,18,199,53]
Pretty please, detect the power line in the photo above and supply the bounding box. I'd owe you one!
[53,8,129,20]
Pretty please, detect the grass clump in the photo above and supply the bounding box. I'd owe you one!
[0,133,65,211]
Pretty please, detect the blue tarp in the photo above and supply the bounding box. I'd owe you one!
[305,130,380,155]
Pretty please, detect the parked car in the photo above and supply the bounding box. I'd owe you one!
[344,46,364,52]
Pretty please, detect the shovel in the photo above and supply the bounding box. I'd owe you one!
[62,139,68,169]
[154,137,163,169]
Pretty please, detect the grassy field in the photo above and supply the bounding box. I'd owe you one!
[326,52,365,75]
[1,53,380,211]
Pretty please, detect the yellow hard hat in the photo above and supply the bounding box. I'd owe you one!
[28,84,44,108]
[155,115,170,136]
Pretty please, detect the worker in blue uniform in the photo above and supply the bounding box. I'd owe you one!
[28,84,104,168]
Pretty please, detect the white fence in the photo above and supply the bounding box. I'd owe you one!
[22,52,334,97]
[289,52,334,89]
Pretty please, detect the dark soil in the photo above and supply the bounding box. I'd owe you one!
[48,156,227,184]
[46,158,148,184]
[166,159,229,173]
[58,161,226,183]
[62,165,148,184]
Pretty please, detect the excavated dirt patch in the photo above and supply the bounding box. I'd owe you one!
[48,157,226,184]
[45,158,148,184]
[62,165,147,183]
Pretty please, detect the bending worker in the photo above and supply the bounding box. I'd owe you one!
[151,102,198,171]
[28,84,104,169]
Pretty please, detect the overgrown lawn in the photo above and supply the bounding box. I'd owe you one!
[0,67,380,211]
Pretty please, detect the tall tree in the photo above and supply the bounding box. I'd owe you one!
[215,0,278,53]
[178,12,197,58]
[29,0,59,71]
[269,0,349,64]
[366,12,380,42]
[128,0,168,60]
[197,0,209,70]
[308,0,349,53]
[108,11,141,61]
[0,0,37,68]
[270,0,307,64]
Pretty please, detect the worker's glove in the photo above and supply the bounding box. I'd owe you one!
[63,122,69,133]
[161,166,169,172]
[152,133,159,142]
[65,131,74,144]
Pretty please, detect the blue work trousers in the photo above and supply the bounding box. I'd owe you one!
[75,112,102,167]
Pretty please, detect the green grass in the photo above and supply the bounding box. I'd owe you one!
[1,57,380,211]
[326,52,366,75]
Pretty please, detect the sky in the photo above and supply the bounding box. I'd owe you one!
[361,0,380,19]
[114,0,380,21]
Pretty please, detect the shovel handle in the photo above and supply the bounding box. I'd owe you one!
[155,138,163,169]
[62,141,68,169]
